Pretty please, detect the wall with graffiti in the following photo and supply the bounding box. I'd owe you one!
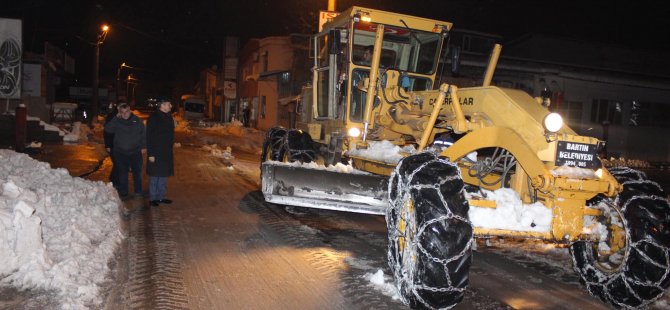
[0,18,22,99]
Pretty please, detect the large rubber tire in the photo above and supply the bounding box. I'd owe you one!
[570,166,670,309]
[281,129,316,163]
[260,127,287,163]
[386,152,473,309]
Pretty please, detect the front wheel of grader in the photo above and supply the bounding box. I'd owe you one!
[386,152,473,309]
[280,129,316,163]
[570,166,670,309]
[260,127,287,164]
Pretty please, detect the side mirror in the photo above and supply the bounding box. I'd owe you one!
[451,45,461,75]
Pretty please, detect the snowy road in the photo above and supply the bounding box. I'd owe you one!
[3,123,650,309]
[85,139,616,310]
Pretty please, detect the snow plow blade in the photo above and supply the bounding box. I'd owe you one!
[261,162,389,215]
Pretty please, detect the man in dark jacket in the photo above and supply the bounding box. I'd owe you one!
[104,103,146,199]
[104,103,120,189]
[146,98,175,206]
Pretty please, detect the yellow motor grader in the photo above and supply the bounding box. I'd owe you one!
[260,6,670,309]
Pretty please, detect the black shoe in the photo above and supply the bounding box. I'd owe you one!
[159,199,173,204]
[150,200,160,207]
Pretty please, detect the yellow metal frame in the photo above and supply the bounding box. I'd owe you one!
[313,6,623,244]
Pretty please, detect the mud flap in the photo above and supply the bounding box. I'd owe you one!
[261,162,389,215]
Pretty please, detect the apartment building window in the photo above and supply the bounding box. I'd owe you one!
[262,51,268,72]
[630,101,670,128]
[278,72,291,98]
[590,99,622,125]
[557,101,583,123]
[260,96,266,119]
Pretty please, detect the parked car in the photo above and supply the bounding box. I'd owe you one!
[180,95,206,120]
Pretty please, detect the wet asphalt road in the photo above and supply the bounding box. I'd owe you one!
[4,125,659,309]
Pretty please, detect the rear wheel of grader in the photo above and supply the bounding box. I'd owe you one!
[280,129,316,163]
[386,152,473,309]
[570,167,670,308]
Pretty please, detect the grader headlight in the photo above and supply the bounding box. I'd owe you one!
[544,113,563,133]
[595,168,604,179]
[348,127,361,138]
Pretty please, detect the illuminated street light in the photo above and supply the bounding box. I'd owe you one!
[126,74,139,106]
[116,62,134,103]
[91,24,110,124]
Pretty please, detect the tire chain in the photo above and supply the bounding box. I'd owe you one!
[243,192,408,309]
[387,153,473,309]
[571,166,670,309]
[125,210,189,309]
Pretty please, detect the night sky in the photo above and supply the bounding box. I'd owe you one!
[3,0,669,100]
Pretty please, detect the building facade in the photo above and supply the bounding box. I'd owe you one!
[238,35,310,130]
[444,32,670,162]
[233,29,670,162]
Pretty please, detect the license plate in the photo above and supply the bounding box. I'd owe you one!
[555,141,600,169]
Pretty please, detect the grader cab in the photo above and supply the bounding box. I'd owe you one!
[260,6,670,309]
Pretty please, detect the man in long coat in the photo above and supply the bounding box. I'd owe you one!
[146,98,175,206]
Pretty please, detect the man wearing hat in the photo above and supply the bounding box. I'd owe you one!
[146,98,176,206]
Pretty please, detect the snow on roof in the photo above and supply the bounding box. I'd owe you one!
[0,149,121,308]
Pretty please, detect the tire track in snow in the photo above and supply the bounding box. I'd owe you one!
[125,209,188,309]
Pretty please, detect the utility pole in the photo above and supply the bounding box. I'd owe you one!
[90,24,109,125]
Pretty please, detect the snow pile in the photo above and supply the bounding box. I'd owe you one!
[62,122,91,143]
[0,150,122,308]
[25,116,90,143]
[365,269,400,300]
[38,121,65,137]
[347,140,416,164]
[551,165,597,179]
[201,122,250,137]
[467,188,552,232]
[202,144,235,160]
[173,114,191,134]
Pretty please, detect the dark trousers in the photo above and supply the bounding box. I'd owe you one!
[114,150,143,196]
[109,152,120,188]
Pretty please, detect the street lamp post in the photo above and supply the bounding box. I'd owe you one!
[116,62,133,103]
[91,24,109,124]
[131,83,138,105]
[126,74,138,106]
